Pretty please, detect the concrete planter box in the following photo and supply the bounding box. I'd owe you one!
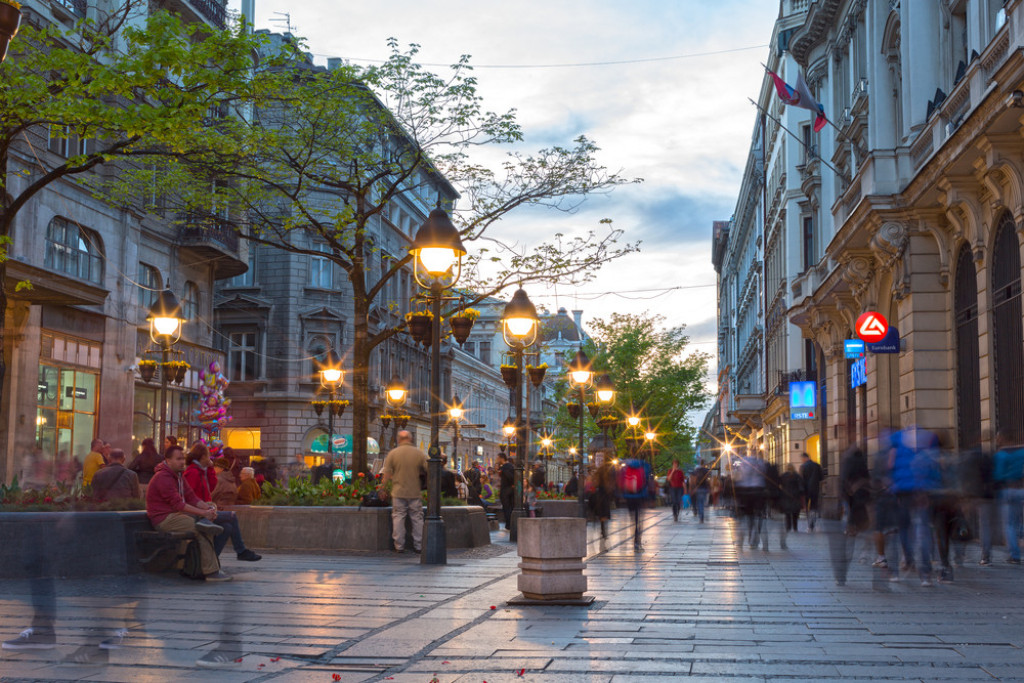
[537,499,584,517]
[0,511,153,579]
[515,517,588,602]
[227,505,490,551]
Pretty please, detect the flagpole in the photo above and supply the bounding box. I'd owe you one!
[747,98,850,183]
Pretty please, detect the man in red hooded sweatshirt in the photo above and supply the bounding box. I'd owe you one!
[146,445,230,581]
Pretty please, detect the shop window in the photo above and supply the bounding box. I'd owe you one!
[45,217,104,285]
[35,362,99,481]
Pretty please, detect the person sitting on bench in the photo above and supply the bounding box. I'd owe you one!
[145,445,230,582]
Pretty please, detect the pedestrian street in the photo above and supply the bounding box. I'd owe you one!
[2,507,1024,682]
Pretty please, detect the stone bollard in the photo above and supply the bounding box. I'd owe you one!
[510,517,593,605]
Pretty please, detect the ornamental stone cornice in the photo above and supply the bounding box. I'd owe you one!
[839,250,875,306]
[869,222,908,271]
[789,0,843,64]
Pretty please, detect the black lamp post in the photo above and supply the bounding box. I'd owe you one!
[567,349,615,516]
[147,289,185,451]
[501,287,539,542]
[409,208,466,566]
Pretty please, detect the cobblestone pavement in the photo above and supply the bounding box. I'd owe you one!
[2,507,1024,682]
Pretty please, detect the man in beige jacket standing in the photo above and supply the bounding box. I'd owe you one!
[381,430,428,553]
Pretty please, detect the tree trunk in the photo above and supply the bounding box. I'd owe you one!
[350,280,370,476]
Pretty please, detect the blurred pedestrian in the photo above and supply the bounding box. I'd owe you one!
[564,472,579,497]
[734,450,767,551]
[778,464,803,540]
[961,438,995,566]
[618,457,653,549]
[497,452,515,531]
[870,431,899,572]
[799,452,822,531]
[592,462,616,538]
[994,429,1024,565]
[891,426,941,585]
[692,460,711,523]
[931,434,966,582]
[129,438,161,486]
[667,460,686,522]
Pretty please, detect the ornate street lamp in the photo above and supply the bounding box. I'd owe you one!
[566,348,615,515]
[318,350,344,470]
[501,287,538,541]
[409,207,465,566]
[147,289,185,451]
[380,374,408,448]
[447,395,465,470]
[644,428,657,467]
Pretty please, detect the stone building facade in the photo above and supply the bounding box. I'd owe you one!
[711,0,1024,482]
[0,0,239,485]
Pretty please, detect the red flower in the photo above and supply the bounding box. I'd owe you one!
[332,675,342,682]
[357,472,365,478]
[44,497,52,503]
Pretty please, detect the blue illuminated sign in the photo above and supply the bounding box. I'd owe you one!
[851,357,866,388]
[867,325,900,354]
[844,339,865,358]
[790,381,817,420]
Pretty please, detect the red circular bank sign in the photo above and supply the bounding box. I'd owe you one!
[855,311,889,343]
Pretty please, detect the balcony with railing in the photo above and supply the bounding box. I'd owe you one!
[158,0,228,29]
[176,213,246,280]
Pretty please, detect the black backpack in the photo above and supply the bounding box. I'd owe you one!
[179,539,204,580]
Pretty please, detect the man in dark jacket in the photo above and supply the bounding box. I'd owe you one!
[961,444,995,566]
[497,452,515,530]
[92,449,141,502]
[440,456,458,499]
[799,453,823,530]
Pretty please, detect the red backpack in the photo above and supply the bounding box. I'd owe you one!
[621,463,646,495]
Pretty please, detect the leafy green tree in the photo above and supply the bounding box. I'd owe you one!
[148,39,641,475]
[0,3,264,416]
[553,312,710,473]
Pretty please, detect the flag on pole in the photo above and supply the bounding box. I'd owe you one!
[767,68,827,132]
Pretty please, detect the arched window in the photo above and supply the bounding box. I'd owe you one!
[182,281,200,322]
[137,263,162,310]
[991,212,1024,439]
[954,245,981,448]
[45,217,104,285]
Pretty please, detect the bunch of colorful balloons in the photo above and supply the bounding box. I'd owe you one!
[197,361,232,456]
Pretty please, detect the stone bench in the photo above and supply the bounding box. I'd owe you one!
[226,505,490,551]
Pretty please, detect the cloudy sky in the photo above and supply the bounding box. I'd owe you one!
[236,0,780,378]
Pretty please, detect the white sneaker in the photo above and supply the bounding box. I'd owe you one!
[2,628,56,650]
[99,629,128,650]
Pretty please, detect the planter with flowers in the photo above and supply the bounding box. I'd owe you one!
[526,363,548,387]
[405,311,433,345]
[138,359,158,383]
[500,364,519,388]
[448,307,479,345]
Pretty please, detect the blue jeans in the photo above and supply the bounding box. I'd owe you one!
[670,487,684,519]
[694,489,708,522]
[897,492,932,576]
[213,511,248,556]
[1001,488,1024,561]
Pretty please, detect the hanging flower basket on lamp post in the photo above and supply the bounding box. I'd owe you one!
[330,399,349,417]
[448,308,479,346]
[500,364,519,388]
[0,0,22,63]
[138,360,157,383]
[312,401,325,417]
[406,312,433,344]
[526,363,547,387]
[587,402,600,419]
[567,403,581,420]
